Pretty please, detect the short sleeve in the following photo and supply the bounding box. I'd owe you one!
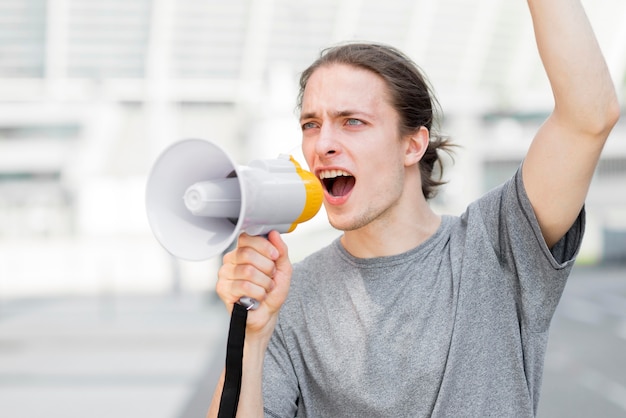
[478,167,585,332]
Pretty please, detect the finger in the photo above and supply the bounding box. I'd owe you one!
[267,231,291,275]
[231,262,275,292]
[217,237,277,305]
[217,233,286,312]
[231,245,277,279]
[236,233,280,261]
[216,262,271,307]
[230,278,271,305]
[218,248,275,288]
[262,231,293,310]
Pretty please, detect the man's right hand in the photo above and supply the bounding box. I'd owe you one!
[216,230,293,339]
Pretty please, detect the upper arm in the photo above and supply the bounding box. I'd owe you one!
[522,112,614,248]
[523,0,620,248]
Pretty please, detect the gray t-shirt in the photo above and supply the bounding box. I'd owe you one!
[263,168,584,417]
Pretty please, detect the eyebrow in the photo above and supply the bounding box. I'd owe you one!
[299,112,316,122]
[299,109,373,122]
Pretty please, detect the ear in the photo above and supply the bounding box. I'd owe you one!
[404,126,430,167]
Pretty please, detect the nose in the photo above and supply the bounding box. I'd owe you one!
[315,124,339,158]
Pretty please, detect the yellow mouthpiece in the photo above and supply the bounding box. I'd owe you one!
[288,156,323,232]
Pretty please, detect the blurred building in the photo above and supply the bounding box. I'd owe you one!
[1,0,625,297]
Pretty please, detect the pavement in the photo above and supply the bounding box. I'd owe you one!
[0,265,625,418]
[539,265,626,418]
[0,293,228,418]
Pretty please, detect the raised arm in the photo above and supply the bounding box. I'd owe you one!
[522,0,620,248]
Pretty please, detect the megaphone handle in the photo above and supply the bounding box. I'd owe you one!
[238,296,260,310]
[235,232,270,311]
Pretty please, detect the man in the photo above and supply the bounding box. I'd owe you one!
[208,0,620,416]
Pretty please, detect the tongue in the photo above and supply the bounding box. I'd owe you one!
[331,176,355,197]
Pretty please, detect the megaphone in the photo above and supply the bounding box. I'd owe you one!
[145,137,323,265]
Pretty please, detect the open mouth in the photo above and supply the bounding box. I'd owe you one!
[319,169,355,197]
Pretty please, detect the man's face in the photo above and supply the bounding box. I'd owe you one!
[300,63,411,232]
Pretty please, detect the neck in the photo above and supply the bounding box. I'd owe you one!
[340,199,441,259]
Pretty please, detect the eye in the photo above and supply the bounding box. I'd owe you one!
[302,121,318,130]
[345,118,363,126]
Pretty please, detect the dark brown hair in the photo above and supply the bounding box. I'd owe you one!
[297,42,454,200]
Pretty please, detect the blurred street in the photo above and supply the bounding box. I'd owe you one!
[539,265,626,418]
[0,265,624,418]
[0,293,229,418]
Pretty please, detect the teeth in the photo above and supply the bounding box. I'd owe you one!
[319,169,351,179]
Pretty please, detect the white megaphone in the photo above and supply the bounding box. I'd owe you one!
[145,139,323,307]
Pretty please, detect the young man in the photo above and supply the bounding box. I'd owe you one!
[208,0,620,416]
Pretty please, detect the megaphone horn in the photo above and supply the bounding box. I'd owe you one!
[145,139,323,307]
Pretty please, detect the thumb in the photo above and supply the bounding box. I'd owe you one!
[263,231,292,310]
[268,230,290,271]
